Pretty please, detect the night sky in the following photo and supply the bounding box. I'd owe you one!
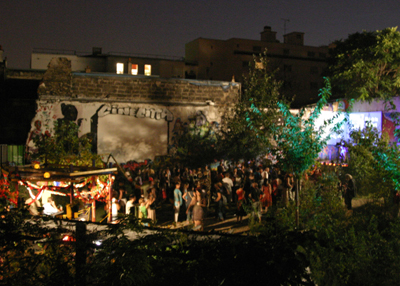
[2,0,400,69]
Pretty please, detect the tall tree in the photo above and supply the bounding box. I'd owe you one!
[248,78,341,226]
[328,27,400,101]
[218,51,284,161]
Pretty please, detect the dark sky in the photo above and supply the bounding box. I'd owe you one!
[2,0,400,69]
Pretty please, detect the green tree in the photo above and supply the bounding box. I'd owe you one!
[328,27,400,101]
[30,120,103,167]
[219,51,284,161]
[248,78,341,226]
[172,120,220,168]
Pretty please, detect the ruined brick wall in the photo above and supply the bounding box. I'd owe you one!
[38,57,240,107]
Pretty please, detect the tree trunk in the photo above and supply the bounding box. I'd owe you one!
[295,175,300,228]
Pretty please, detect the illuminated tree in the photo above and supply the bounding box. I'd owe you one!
[31,120,103,167]
[172,121,220,168]
[219,51,284,161]
[328,27,400,101]
[248,78,340,226]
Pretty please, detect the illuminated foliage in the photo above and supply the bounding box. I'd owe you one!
[328,27,400,101]
[172,121,220,168]
[248,78,338,177]
[343,123,400,199]
[219,51,284,160]
[30,120,103,167]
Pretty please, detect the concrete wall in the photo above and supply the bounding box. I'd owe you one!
[27,57,240,164]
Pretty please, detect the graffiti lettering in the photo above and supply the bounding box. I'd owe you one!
[97,104,173,122]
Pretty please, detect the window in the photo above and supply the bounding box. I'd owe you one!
[131,64,138,75]
[283,49,290,55]
[242,61,249,67]
[310,66,318,74]
[253,46,262,52]
[144,64,151,76]
[307,51,315,57]
[319,52,326,58]
[255,61,264,69]
[116,63,124,74]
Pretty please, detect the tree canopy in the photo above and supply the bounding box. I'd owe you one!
[328,27,400,101]
[218,51,284,161]
[30,120,103,167]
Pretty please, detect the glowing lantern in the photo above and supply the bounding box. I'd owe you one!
[33,163,40,169]
[44,172,51,179]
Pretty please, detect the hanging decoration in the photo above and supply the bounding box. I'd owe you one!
[0,168,19,205]
[18,175,115,204]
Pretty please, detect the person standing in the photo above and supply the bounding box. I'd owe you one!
[173,182,183,223]
[249,182,262,223]
[222,172,234,203]
[344,174,356,210]
[183,182,194,223]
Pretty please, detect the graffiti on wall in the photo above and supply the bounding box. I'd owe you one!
[169,110,220,155]
[97,104,174,121]
[27,101,221,164]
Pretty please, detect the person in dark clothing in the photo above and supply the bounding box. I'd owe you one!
[249,182,262,223]
[344,174,356,210]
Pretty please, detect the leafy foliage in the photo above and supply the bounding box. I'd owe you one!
[268,78,339,177]
[31,120,103,167]
[328,27,400,101]
[218,51,284,161]
[171,119,220,169]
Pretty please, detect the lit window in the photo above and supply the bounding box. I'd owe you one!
[144,64,151,76]
[116,63,124,74]
[131,64,138,75]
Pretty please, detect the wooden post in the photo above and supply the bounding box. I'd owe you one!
[108,174,112,223]
[76,222,87,286]
[92,200,96,222]
[70,183,74,205]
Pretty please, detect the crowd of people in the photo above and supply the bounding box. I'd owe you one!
[108,159,354,228]
[23,159,356,226]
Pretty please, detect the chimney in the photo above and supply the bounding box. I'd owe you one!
[260,26,278,42]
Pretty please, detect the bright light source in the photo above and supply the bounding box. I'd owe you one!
[43,172,51,179]
[33,163,40,169]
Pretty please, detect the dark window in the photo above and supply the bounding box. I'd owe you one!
[210,62,213,66]
[296,34,302,39]
[237,44,240,48]
[283,49,290,55]
[242,61,249,67]
[308,51,315,57]
[253,46,262,52]
[319,52,326,58]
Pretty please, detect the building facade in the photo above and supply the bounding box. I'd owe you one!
[185,26,329,107]
[31,48,192,79]
[27,57,240,164]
